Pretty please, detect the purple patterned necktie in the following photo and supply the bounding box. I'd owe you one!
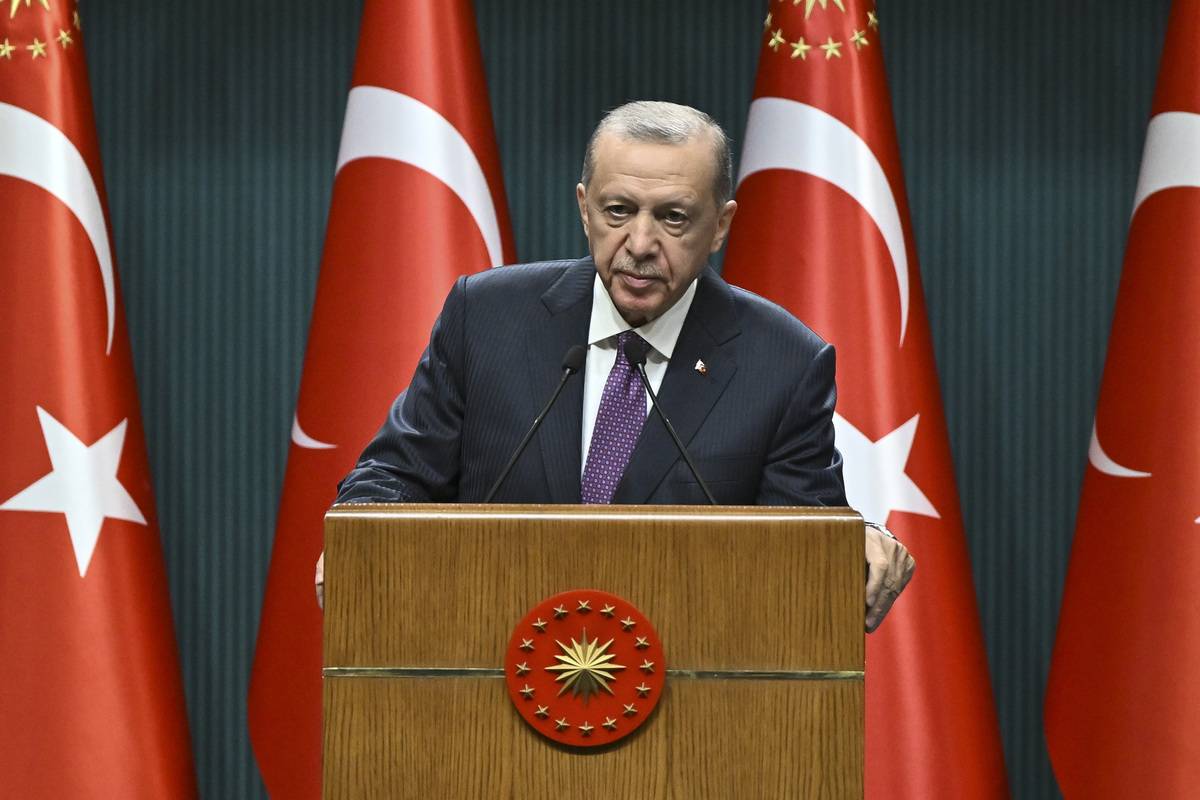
[581,330,648,504]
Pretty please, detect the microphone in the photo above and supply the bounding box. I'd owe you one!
[484,344,587,503]
[622,336,717,505]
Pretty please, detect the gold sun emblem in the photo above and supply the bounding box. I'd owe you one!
[9,0,50,20]
[798,0,846,18]
[546,629,626,702]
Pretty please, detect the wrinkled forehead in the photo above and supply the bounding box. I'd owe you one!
[589,132,720,200]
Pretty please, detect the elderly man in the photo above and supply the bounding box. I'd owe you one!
[325,101,914,631]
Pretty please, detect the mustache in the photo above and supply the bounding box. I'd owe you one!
[612,256,664,280]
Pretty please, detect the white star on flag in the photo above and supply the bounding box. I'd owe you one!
[833,412,939,524]
[1,406,146,577]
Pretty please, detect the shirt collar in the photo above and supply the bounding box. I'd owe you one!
[587,273,698,359]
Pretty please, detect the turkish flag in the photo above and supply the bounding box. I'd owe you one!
[1044,2,1200,795]
[0,3,196,797]
[722,3,1009,797]
[246,0,515,795]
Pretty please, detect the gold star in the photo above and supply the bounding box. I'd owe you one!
[515,661,531,676]
[635,636,650,649]
[799,0,846,17]
[8,0,49,20]
[578,721,594,736]
[520,684,535,699]
[790,38,812,60]
[635,682,652,697]
[0,39,14,59]
[56,29,72,48]
[640,659,655,673]
[623,702,638,716]
[555,717,570,731]
[768,28,785,52]
[576,599,591,613]
[546,630,626,701]
[763,11,772,30]
[532,618,547,633]
[520,638,535,651]
[868,10,879,30]
[553,604,568,619]
[851,29,868,50]
[600,604,616,617]
[27,38,47,58]
[620,616,636,631]
[535,705,550,718]
[820,37,843,59]
[603,717,617,731]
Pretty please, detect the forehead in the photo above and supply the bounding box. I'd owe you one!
[589,133,717,202]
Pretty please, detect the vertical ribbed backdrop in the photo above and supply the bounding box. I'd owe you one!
[80,1,1170,797]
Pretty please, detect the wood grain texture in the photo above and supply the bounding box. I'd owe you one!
[324,504,864,672]
[323,677,862,799]
[323,505,863,798]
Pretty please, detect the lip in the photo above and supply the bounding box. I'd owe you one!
[614,271,660,291]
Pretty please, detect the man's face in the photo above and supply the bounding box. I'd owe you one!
[576,132,737,327]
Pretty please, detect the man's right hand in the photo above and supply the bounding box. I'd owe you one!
[315,552,324,610]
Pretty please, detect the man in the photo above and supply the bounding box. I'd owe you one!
[323,101,914,631]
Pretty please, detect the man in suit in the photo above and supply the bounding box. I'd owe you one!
[325,101,914,631]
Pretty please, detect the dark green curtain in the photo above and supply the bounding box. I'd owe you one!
[83,1,1170,796]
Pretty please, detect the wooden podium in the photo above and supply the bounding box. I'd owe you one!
[323,504,864,799]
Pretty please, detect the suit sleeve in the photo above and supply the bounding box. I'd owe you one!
[755,342,849,507]
[334,276,468,504]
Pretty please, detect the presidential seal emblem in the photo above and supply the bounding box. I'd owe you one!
[504,589,665,747]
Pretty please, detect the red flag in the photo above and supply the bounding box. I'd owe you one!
[723,3,1008,796]
[247,0,515,794]
[0,3,196,797]
[1045,2,1200,794]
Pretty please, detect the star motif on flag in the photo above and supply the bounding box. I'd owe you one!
[833,412,939,525]
[820,37,843,59]
[8,0,49,19]
[56,29,73,49]
[798,0,846,18]
[26,37,47,58]
[790,38,812,60]
[0,407,146,576]
[0,38,14,59]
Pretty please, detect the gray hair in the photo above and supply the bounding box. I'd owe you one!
[581,101,734,207]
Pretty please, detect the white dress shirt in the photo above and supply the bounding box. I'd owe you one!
[580,275,698,471]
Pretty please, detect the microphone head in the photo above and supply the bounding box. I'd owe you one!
[622,334,650,367]
[562,344,587,374]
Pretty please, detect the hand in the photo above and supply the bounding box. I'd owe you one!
[864,523,914,632]
[315,551,324,610]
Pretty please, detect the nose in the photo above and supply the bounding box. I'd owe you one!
[624,212,659,260]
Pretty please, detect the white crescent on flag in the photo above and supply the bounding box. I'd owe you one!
[737,97,910,345]
[1087,421,1151,478]
[336,85,506,268]
[1131,111,1200,218]
[292,86,509,451]
[0,102,116,355]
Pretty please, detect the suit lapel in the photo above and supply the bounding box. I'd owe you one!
[525,258,594,503]
[612,268,741,504]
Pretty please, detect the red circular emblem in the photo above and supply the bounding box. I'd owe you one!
[504,589,665,747]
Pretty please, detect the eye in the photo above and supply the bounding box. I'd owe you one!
[604,204,631,219]
[663,210,689,226]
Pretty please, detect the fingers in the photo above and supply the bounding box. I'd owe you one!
[315,552,325,611]
[865,583,899,633]
[863,526,916,632]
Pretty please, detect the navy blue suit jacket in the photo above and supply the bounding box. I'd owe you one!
[335,257,847,507]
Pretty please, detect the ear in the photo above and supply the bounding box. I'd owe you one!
[709,200,738,253]
[576,183,590,238]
